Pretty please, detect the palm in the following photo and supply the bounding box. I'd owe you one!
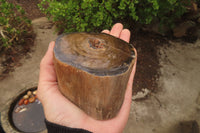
[38,23,137,133]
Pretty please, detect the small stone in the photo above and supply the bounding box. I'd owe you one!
[33,90,37,95]
[18,98,25,105]
[19,107,27,113]
[29,97,36,103]
[14,107,21,113]
[27,91,32,96]
[24,99,29,105]
[132,88,150,100]
[14,106,25,113]
[23,95,29,99]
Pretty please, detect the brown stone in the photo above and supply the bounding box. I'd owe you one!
[53,32,136,120]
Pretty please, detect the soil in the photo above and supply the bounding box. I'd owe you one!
[7,0,46,20]
[130,30,168,94]
[0,0,167,94]
[0,0,43,80]
[0,30,35,80]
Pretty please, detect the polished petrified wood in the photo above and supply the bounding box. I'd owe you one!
[53,32,136,120]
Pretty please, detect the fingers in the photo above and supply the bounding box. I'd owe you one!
[41,41,55,66]
[110,23,123,38]
[119,29,130,43]
[38,41,57,105]
[39,41,57,83]
[101,23,131,43]
[102,30,110,34]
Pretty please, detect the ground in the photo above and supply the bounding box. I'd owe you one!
[125,40,200,133]
[0,1,200,133]
[131,31,167,94]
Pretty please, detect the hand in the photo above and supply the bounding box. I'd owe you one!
[38,23,137,133]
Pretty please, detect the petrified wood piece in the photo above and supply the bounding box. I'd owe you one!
[53,32,136,120]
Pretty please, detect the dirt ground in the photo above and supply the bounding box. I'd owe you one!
[7,0,46,20]
[131,31,168,94]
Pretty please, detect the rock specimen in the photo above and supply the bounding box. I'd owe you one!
[53,32,136,120]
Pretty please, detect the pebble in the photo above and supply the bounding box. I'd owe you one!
[23,95,29,99]
[33,90,37,95]
[29,97,36,103]
[15,89,40,113]
[24,99,29,105]
[27,91,32,96]
[18,98,25,105]
[18,90,38,106]
[132,88,150,100]
[14,107,21,113]
[14,106,25,113]
[19,107,27,113]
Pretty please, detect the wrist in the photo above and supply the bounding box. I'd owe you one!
[45,119,92,133]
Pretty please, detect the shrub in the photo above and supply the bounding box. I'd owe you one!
[0,0,31,51]
[38,0,191,33]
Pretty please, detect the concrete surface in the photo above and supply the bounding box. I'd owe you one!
[0,17,200,133]
[124,40,200,133]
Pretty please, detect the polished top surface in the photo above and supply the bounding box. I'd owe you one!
[54,32,135,76]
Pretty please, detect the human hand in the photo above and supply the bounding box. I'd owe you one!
[38,23,137,133]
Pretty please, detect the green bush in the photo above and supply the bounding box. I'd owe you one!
[38,0,191,33]
[0,0,31,51]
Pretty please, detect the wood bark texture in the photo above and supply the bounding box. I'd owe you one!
[53,32,136,120]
